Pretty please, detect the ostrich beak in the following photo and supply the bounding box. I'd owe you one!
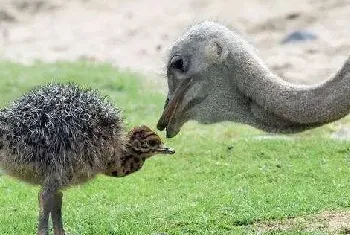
[157,77,192,133]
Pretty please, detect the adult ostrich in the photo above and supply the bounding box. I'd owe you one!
[157,21,350,138]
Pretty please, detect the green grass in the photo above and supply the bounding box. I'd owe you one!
[0,61,349,234]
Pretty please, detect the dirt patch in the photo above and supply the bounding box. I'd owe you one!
[252,210,350,234]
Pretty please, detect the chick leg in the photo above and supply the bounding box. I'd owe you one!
[52,191,65,235]
[37,190,54,235]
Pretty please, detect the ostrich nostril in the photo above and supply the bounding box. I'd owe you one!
[164,96,170,109]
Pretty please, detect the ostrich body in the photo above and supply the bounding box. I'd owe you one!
[157,21,350,138]
[0,83,174,235]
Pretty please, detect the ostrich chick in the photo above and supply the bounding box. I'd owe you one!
[0,83,175,235]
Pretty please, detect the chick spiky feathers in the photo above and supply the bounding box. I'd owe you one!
[0,83,125,187]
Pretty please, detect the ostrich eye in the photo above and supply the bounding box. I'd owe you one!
[170,55,186,73]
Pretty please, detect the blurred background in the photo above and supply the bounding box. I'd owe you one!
[0,0,349,87]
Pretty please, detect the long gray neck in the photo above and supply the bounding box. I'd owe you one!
[230,35,350,125]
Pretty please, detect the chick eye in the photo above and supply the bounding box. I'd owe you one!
[170,55,185,73]
[148,140,158,146]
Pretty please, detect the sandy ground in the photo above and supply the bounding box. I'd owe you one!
[0,0,350,89]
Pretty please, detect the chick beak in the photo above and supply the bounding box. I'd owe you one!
[156,145,175,154]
